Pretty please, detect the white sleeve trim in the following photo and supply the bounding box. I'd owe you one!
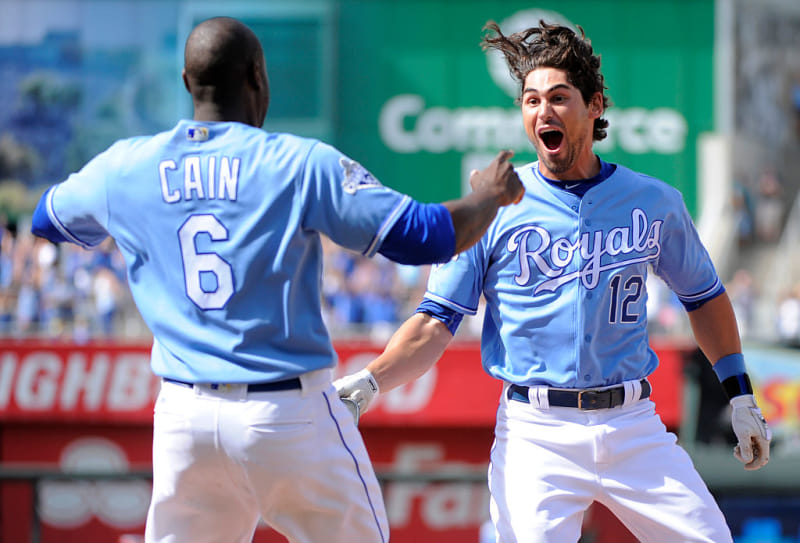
[363,194,412,257]
[423,291,479,316]
[46,186,100,249]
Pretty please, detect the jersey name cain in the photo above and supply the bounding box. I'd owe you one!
[507,208,662,295]
[159,155,240,203]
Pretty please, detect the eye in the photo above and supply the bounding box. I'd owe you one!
[526,97,539,106]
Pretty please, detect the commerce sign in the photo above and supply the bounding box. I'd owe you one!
[335,1,713,215]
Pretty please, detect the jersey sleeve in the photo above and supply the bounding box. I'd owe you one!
[651,190,722,306]
[378,201,455,265]
[45,143,117,248]
[31,187,68,243]
[300,142,411,256]
[416,298,464,335]
[424,243,486,316]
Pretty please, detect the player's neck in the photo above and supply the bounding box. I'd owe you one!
[539,154,600,182]
[192,102,252,126]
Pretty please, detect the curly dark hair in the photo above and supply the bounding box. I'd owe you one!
[481,20,610,141]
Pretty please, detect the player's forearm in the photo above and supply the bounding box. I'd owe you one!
[687,292,742,363]
[367,313,453,392]
[444,193,504,254]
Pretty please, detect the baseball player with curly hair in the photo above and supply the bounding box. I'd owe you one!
[336,20,771,543]
[29,16,523,543]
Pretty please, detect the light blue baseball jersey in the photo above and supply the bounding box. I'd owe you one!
[42,120,412,383]
[424,161,722,388]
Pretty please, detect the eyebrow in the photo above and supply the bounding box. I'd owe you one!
[522,83,572,95]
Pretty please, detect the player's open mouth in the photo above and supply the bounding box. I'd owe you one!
[539,130,564,152]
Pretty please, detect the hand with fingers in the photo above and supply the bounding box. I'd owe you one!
[469,149,525,206]
[730,394,771,470]
[334,369,379,425]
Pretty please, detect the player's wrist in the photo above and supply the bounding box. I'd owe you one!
[713,353,754,401]
[353,368,380,397]
[729,394,757,409]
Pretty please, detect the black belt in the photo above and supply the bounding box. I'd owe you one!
[164,377,301,392]
[507,379,650,410]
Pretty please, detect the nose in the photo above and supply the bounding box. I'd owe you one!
[539,99,554,122]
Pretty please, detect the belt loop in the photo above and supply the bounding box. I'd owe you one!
[622,379,642,407]
[299,368,333,397]
[532,386,549,408]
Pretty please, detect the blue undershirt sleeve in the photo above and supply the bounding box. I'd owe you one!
[31,187,68,243]
[377,201,455,265]
[416,298,464,336]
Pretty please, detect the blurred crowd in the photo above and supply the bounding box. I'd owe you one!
[732,163,787,248]
[319,236,437,341]
[0,220,137,341]
[3,215,800,347]
[0,221,481,343]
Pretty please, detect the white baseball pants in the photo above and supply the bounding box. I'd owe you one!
[145,369,388,543]
[488,383,733,543]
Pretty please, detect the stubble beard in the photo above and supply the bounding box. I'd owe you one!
[537,141,579,178]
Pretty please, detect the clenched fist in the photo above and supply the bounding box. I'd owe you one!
[333,369,380,424]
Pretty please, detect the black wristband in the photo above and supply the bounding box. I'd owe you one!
[721,373,754,400]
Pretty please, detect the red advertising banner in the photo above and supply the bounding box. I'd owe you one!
[0,339,686,428]
[0,425,154,543]
[0,340,158,424]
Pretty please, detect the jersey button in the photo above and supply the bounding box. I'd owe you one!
[584,374,592,381]
[586,292,593,299]
[584,334,591,342]
[571,205,578,211]
[585,219,592,226]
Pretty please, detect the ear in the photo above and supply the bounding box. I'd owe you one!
[182,68,190,93]
[588,92,603,119]
[248,60,263,91]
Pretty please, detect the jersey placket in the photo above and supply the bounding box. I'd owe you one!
[561,194,588,387]
[576,196,599,386]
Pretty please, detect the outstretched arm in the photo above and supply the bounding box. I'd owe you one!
[687,292,771,470]
[333,313,454,419]
[369,313,454,392]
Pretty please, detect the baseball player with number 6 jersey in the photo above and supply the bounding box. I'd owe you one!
[335,20,771,543]
[29,17,523,543]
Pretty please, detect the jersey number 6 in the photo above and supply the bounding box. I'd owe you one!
[178,214,235,310]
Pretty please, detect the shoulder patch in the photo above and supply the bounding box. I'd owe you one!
[340,157,382,194]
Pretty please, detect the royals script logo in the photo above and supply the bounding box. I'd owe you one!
[507,208,662,295]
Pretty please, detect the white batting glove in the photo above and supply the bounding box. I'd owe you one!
[730,394,771,470]
[333,369,380,424]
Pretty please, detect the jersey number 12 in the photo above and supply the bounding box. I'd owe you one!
[608,274,643,324]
